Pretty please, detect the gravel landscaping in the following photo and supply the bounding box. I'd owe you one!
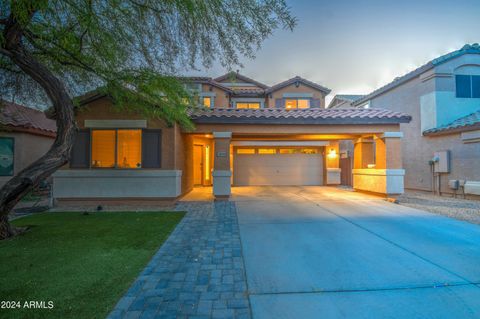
[397,191,480,225]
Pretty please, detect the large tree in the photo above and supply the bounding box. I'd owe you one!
[0,0,295,239]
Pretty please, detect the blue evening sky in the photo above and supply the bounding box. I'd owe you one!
[195,0,480,104]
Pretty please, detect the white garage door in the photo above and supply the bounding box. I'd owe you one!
[233,147,323,186]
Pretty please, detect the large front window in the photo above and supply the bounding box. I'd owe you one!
[285,98,310,109]
[236,102,261,109]
[91,129,142,168]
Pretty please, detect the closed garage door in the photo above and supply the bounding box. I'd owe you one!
[233,147,323,186]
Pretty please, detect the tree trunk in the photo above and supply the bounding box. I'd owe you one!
[0,15,77,239]
[0,214,16,239]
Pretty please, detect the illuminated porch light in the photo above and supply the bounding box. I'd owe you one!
[327,148,337,159]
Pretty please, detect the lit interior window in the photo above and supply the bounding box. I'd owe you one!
[298,99,310,109]
[91,129,142,168]
[205,145,210,180]
[300,148,318,154]
[258,148,276,154]
[286,99,310,109]
[237,148,255,154]
[117,130,142,168]
[203,97,211,108]
[279,148,298,154]
[91,130,116,168]
[236,103,261,109]
[285,99,297,109]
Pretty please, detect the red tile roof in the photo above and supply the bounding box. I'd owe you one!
[214,72,269,89]
[188,107,411,125]
[265,76,331,94]
[0,100,56,137]
[232,88,266,96]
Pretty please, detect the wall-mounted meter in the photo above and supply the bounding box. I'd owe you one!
[433,150,450,173]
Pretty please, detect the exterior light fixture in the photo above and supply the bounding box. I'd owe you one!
[327,148,337,159]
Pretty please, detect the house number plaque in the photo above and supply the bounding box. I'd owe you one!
[216,151,227,157]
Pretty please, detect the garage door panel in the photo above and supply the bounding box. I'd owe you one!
[233,150,323,186]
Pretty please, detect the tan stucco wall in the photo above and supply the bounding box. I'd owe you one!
[201,84,230,108]
[368,70,480,194]
[266,83,327,108]
[0,131,54,187]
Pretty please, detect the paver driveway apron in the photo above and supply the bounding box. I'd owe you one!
[234,186,480,319]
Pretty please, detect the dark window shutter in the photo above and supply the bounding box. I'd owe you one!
[70,129,90,168]
[310,98,321,108]
[142,129,162,168]
[275,98,285,108]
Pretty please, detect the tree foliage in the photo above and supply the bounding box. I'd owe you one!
[0,0,295,239]
[0,0,295,125]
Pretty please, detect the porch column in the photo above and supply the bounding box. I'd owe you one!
[326,141,341,185]
[374,132,403,169]
[212,132,232,200]
[353,132,405,196]
[353,138,374,169]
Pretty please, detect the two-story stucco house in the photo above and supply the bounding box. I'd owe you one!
[352,44,480,197]
[52,72,412,205]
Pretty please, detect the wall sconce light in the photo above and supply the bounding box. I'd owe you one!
[327,148,337,159]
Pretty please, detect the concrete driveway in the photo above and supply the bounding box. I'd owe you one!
[234,186,480,319]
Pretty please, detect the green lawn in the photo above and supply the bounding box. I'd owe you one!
[0,211,184,319]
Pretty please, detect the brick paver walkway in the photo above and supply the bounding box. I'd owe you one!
[107,201,251,319]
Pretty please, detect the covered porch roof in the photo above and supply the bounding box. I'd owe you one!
[187,107,411,125]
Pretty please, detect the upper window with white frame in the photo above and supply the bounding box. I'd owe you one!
[285,98,310,109]
[236,102,261,109]
[201,96,212,108]
[455,74,480,98]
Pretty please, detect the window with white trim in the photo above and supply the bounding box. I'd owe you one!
[456,74,480,98]
[285,98,310,109]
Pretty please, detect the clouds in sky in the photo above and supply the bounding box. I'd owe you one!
[190,0,480,103]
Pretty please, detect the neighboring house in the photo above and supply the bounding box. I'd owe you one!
[327,94,365,109]
[352,43,480,197]
[52,72,411,205]
[0,101,56,186]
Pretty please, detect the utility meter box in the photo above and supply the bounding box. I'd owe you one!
[433,150,450,173]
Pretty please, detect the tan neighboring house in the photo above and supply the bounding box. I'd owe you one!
[52,72,412,205]
[0,101,56,186]
[352,44,480,198]
[327,95,365,109]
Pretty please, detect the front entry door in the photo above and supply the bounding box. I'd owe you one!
[193,145,203,185]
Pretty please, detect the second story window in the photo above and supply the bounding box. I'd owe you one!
[202,97,212,108]
[236,102,261,109]
[456,74,480,98]
[285,98,310,109]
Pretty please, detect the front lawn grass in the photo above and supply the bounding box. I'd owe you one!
[0,211,184,319]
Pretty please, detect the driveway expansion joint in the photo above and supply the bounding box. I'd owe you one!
[248,281,480,296]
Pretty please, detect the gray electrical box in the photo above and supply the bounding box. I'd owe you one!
[433,150,450,173]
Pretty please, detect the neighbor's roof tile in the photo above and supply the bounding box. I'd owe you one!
[423,110,480,135]
[0,100,56,136]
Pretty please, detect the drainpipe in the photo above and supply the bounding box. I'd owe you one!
[429,160,435,195]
